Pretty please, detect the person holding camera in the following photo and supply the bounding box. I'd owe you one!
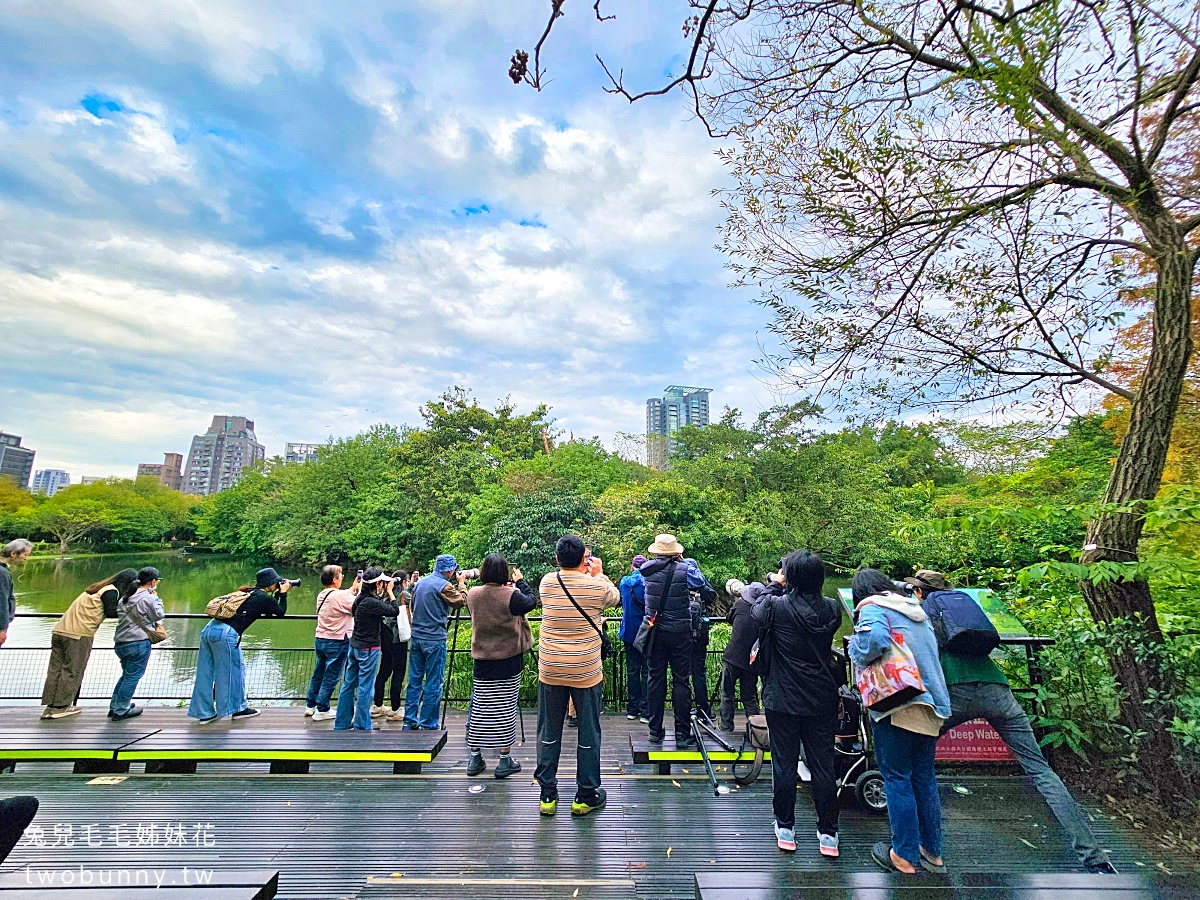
[464,554,535,778]
[108,566,166,721]
[336,567,399,732]
[306,565,358,722]
[717,578,763,733]
[404,555,468,730]
[372,570,412,721]
[753,551,844,857]
[535,534,619,817]
[618,555,648,722]
[189,567,294,724]
[640,534,710,748]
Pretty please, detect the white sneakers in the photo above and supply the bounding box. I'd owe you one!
[312,709,335,721]
[819,832,840,858]
[774,821,796,852]
[797,757,812,783]
[304,706,315,717]
[370,705,387,718]
[42,706,83,720]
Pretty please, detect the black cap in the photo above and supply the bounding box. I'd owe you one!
[137,566,161,585]
[255,567,285,589]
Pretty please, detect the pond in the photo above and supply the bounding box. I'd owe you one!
[1,552,854,707]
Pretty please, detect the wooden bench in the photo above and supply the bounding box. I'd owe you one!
[0,868,277,898]
[0,728,447,775]
[115,728,448,774]
[0,729,161,775]
[694,871,1200,899]
[630,733,768,775]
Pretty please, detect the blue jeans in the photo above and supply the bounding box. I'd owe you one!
[872,715,943,867]
[335,646,380,731]
[188,620,246,720]
[624,640,648,718]
[404,638,447,729]
[307,637,349,712]
[946,681,1108,869]
[110,640,151,715]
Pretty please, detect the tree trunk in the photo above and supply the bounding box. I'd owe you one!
[1080,233,1197,812]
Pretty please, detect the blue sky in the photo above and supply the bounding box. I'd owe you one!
[0,1,784,477]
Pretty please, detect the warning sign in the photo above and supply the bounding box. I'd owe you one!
[936,719,1014,762]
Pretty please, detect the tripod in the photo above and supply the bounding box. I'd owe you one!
[690,707,735,796]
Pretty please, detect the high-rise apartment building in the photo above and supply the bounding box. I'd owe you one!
[137,452,184,491]
[0,432,35,488]
[285,442,322,464]
[32,469,71,496]
[182,416,265,496]
[645,386,712,470]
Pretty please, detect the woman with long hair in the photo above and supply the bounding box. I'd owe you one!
[336,567,399,732]
[464,553,536,778]
[848,567,950,875]
[41,568,139,719]
[751,550,844,857]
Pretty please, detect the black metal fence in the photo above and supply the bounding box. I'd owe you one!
[4,612,731,709]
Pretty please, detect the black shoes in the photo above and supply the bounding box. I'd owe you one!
[110,705,143,721]
[494,756,521,779]
[466,753,486,776]
[231,707,260,720]
[648,732,665,744]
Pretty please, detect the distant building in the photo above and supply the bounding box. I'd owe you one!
[0,432,35,489]
[80,476,109,485]
[646,385,712,470]
[137,452,184,491]
[285,442,322,465]
[183,416,265,496]
[32,469,71,496]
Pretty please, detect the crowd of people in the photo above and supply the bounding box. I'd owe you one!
[8,532,1116,873]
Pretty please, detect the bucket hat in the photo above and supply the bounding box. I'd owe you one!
[647,534,685,556]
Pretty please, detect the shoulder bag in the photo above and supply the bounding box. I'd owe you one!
[556,574,613,660]
[633,562,676,656]
[854,602,925,713]
[123,598,169,645]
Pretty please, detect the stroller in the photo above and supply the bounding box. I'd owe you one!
[731,648,887,815]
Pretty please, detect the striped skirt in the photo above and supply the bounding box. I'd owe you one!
[466,674,520,750]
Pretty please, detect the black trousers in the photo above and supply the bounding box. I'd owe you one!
[690,627,712,718]
[374,630,408,710]
[766,708,839,835]
[719,661,760,731]
[647,628,692,741]
[0,796,38,864]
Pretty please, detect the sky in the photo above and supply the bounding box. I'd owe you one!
[0,0,790,479]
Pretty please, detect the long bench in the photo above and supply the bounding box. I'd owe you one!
[630,733,767,776]
[0,728,447,775]
[694,871,1200,899]
[0,868,277,898]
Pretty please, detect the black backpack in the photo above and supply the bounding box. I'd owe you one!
[922,589,1000,657]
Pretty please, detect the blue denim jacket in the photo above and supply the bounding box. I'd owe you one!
[849,592,951,722]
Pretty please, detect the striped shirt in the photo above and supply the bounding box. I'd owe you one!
[537,570,619,688]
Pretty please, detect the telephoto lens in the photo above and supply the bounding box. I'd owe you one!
[286,578,302,587]
[461,568,480,579]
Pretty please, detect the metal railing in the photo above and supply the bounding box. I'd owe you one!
[4,612,732,709]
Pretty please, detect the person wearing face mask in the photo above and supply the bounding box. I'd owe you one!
[336,567,400,732]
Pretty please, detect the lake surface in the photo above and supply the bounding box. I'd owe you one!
[2,552,854,706]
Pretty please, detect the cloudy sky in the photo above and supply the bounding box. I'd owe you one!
[0,1,785,478]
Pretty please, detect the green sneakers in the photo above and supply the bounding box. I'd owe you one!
[570,788,607,817]
[539,795,558,817]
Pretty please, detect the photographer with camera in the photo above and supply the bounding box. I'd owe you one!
[188,567,295,724]
[404,555,468,730]
[336,567,400,732]
[464,554,535,778]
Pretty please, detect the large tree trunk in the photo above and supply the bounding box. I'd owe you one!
[1080,233,1197,812]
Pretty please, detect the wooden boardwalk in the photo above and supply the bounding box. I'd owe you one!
[1,705,1195,899]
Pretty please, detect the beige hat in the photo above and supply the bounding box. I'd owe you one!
[647,533,685,556]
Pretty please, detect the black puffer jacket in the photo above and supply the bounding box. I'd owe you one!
[723,582,771,671]
[640,556,693,635]
[752,587,843,716]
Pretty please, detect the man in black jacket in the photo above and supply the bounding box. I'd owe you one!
[640,534,711,746]
[718,578,763,732]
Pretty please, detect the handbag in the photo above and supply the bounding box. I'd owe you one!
[557,574,613,660]
[733,713,771,786]
[854,603,925,713]
[393,602,412,643]
[123,600,169,645]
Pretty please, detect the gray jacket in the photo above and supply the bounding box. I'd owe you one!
[0,563,14,631]
[115,587,165,644]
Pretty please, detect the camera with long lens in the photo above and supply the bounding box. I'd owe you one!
[284,578,302,588]
[460,568,481,580]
